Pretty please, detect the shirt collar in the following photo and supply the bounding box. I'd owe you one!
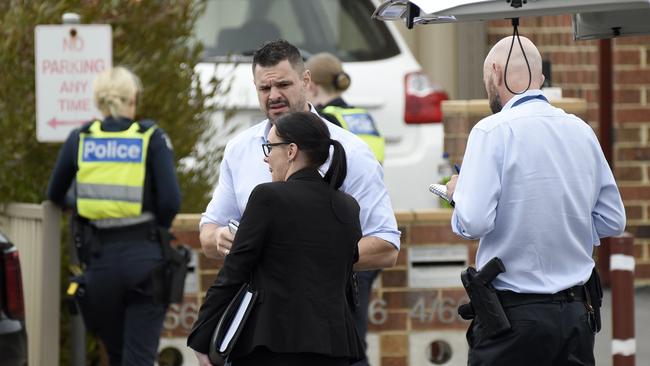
[255,103,322,142]
[502,89,544,111]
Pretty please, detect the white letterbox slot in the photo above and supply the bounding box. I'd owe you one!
[409,245,468,288]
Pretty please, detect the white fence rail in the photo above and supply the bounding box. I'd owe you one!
[1,201,61,366]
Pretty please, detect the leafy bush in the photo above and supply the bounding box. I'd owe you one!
[0,1,225,364]
[0,0,220,213]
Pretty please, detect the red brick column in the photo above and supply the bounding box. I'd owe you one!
[610,234,636,366]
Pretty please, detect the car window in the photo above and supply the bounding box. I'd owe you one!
[196,0,400,62]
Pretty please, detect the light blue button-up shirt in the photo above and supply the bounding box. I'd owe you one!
[452,90,625,293]
[202,105,401,249]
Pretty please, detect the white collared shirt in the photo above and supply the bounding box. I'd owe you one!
[452,90,625,293]
[201,105,401,249]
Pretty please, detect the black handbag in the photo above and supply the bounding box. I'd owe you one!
[208,283,258,365]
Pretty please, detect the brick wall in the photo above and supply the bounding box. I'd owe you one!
[164,212,476,366]
[443,15,650,283]
[369,210,474,366]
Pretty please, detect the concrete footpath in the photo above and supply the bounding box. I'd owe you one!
[595,286,649,365]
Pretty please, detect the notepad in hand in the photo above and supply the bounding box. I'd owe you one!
[429,183,455,207]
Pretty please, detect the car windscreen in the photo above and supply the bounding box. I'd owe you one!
[195,0,400,62]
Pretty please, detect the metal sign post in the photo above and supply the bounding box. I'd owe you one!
[34,21,112,142]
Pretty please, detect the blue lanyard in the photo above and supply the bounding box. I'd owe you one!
[511,94,549,108]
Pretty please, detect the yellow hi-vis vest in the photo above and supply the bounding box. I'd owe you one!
[321,106,385,163]
[76,120,156,220]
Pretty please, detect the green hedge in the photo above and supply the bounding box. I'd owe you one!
[0,0,220,213]
[0,1,224,364]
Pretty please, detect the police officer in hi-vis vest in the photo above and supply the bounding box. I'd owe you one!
[306,53,385,164]
[305,52,385,366]
[47,66,181,365]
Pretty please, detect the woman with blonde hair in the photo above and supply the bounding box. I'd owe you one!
[47,66,181,365]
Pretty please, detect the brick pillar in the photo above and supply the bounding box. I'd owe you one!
[612,35,650,283]
[610,233,636,365]
[441,100,489,165]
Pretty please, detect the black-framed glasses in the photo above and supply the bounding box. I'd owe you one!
[262,142,291,157]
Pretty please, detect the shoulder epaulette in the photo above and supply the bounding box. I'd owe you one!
[136,119,157,133]
[79,120,99,133]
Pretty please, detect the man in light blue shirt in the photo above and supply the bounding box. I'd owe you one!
[200,40,399,268]
[196,39,400,366]
[447,36,625,365]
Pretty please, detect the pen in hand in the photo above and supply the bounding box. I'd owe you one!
[447,164,460,207]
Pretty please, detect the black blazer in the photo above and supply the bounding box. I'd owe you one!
[188,168,365,362]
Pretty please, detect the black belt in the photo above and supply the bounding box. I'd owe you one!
[95,224,159,243]
[497,285,587,308]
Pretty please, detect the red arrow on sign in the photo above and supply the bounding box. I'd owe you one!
[48,117,94,128]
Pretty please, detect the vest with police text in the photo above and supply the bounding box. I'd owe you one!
[76,120,156,220]
[321,106,385,163]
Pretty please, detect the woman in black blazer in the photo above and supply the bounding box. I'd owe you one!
[188,111,364,366]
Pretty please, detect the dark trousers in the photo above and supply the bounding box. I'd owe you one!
[351,270,380,366]
[234,346,349,366]
[467,300,595,366]
[79,240,167,366]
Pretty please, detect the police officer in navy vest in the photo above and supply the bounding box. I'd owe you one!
[306,52,385,366]
[47,66,181,365]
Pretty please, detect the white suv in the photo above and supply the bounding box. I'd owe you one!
[194,0,448,210]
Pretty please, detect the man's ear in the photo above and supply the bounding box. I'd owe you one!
[303,69,311,87]
[493,63,504,86]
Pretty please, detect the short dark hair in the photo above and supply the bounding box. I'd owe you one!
[252,39,304,73]
[275,112,347,189]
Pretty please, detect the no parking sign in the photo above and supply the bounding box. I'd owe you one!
[35,24,112,142]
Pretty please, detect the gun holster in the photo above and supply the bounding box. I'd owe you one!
[151,228,191,305]
[71,218,101,267]
[458,257,511,338]
[583,268,603,333]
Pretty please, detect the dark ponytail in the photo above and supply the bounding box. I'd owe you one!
[323,139,347,189]
[274,112,348,189]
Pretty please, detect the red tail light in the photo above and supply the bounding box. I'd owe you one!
[3,247,25,320]
[404,71,448,124]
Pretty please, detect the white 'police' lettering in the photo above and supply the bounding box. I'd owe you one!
[82,137,143,162]
[342,113,380,136]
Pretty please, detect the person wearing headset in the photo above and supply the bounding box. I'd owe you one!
[305,52,385,164]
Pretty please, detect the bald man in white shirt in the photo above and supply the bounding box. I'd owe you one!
[447,36,625,365]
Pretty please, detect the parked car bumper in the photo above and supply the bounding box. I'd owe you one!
[0,322,27,366]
